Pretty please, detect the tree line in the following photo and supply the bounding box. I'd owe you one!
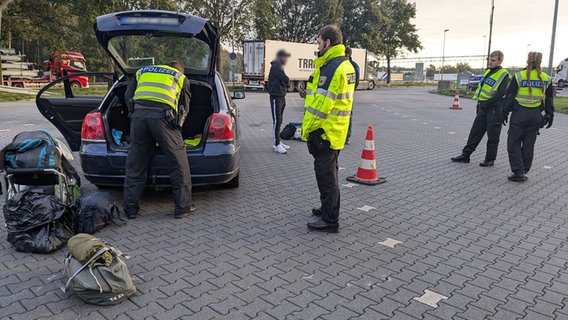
[1,0,421,82]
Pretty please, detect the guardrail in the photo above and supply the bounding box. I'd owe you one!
[0,85,39,96]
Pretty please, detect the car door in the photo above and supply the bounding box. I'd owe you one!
[36,72,114,151]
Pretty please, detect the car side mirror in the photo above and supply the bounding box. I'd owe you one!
[232,90,245,100]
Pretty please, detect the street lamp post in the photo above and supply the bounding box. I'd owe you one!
[548,0,559,75]
[487,0,495,62]
[441,29,449,81]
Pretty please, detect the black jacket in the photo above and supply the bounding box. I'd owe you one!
[267,60,289,97]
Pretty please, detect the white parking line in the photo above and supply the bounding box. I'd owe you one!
[412,119,417,121]
[338,167,345,171]
[422,122,428,125]
[377,238,403,248]
[357,205,376,212]
[448,132,456,135]
[434,127,442,129]
[544,166,552,169]
[0,129,10,132]
[413,290,448,308]
[342,183,357,188]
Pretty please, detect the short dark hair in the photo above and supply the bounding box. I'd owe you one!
[345,47,352,55]
[318,25,343,46]
[169,60,184,72]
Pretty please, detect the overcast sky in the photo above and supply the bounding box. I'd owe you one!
[409,0,567,68]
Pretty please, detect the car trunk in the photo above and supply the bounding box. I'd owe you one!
[105,77,216,151]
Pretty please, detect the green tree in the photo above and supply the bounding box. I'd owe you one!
[253,0,343,43]
[375,0,422,83]
[253,0,276,40]
[456,62,473,73]
[425,64,436,79]
[180,0,252,72]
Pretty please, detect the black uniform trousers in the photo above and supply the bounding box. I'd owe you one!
[123,108,191,215]
[507,106,542,175]
[462,103,503,161]
[270,95,286,146]
[308,132,340,224]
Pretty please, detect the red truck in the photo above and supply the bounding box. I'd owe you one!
[1,51,89,88]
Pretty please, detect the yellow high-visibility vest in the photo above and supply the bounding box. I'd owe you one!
[473,68,509,101]
[514,69,550,108]
[302,44,356,150]
[133,65,186,112]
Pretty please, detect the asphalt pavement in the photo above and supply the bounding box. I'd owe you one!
[0,88,567,319]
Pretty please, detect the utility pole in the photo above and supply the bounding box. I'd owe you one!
[441,29,449,81]
[548,0,559,75]
[482,35,487,69]
[487,0,495,65]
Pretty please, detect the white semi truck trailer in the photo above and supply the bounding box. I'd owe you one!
[242,40,377,91]
[553,57,568,88]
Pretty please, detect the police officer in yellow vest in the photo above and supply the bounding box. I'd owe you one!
[123,61,194,218]
[503,52,554,182]
[299,25,356,233]
[451,51,509,166]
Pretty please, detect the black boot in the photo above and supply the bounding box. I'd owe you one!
[307,220,339,233]
[479,160,495,167]
[508,174,527,182]
[451,154,470,163]
[175,204,196,219]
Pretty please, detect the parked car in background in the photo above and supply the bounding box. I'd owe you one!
[36,10,244,189]
[467,75,483,91]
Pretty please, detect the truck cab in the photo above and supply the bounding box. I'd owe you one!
[43,52,89,89]
[553,58,568,88]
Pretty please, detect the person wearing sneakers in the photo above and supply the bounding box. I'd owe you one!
[267,49,291,154]
[451,50,509,167]
[300,25,356,233]
[503,51,554,182]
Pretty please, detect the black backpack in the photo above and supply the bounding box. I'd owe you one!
[74,192,126,234]
[280,124,297,140]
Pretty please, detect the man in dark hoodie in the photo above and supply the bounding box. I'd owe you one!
[267,49,291,154]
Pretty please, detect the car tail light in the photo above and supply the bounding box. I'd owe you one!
[207,114,234,142]
[81,112,105,141]
[243,80,249,85]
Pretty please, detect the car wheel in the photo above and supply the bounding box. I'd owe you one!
[224,174,239,188]
[296,81,306,92]
[367,81,375,90]
[559,80,565,87]
[287,81,295,92]
[70,81,81,90]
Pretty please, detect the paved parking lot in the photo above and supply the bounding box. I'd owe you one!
[1,88,567,319]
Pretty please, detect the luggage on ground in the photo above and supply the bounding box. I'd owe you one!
[74,192,126,234]
[280,124,297,140]
[62,233,136,305]
[3,189,74,253]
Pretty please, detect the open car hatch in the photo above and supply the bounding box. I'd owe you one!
[95,10,218,77]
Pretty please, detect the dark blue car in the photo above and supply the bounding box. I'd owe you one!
[36,10,243,188]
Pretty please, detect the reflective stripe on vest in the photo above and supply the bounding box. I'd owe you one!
[473,68,509,101]
[133,65,185,112]
[514,70,550,108]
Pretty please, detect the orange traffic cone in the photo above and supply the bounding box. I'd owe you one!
[347,126,386,185]
[449,90,462,110]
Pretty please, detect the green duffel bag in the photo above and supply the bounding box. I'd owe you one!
[61,234,136,305]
